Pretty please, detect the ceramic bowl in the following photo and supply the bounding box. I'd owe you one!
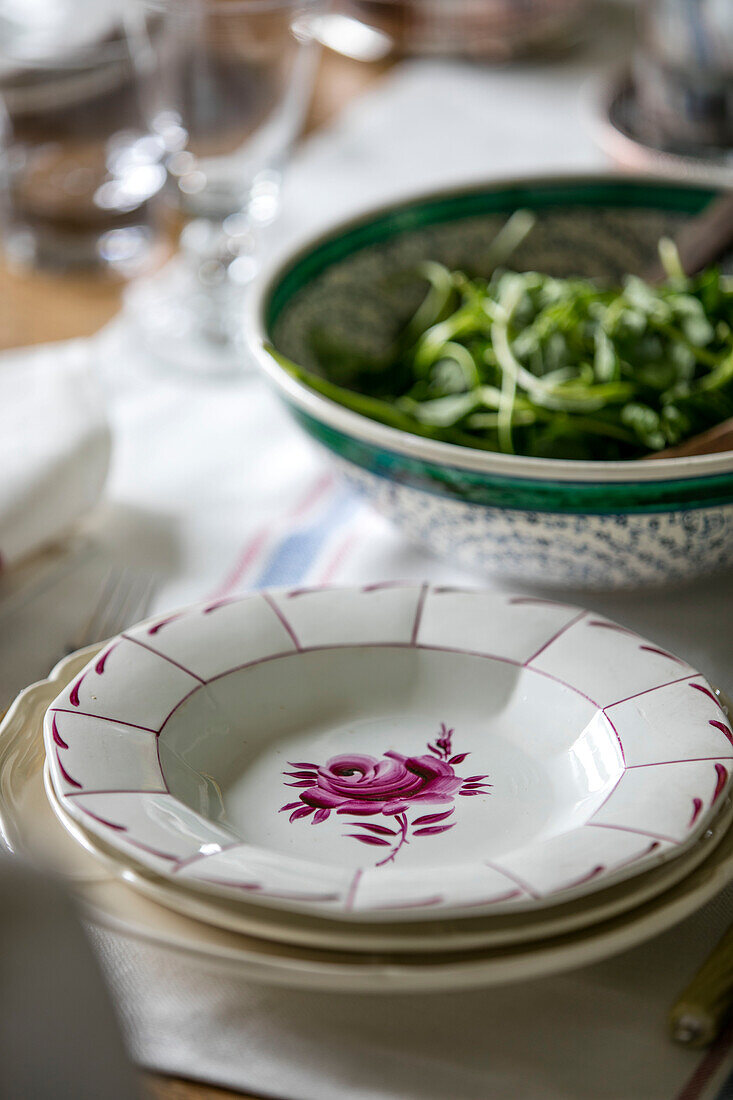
[44,584,733,923]
[247,174,733,588]
[9,645,733,991]
[45,759,733,954]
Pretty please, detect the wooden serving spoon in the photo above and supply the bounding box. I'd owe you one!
[644,190,733,460]
[645,419,733,459]
[644,191,733,287]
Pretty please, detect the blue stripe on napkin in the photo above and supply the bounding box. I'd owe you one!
[253,490,360,589]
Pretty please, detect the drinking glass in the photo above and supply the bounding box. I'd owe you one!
[127,0,320,375]
[0,3,170,275]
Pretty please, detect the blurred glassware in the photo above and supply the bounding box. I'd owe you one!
[634,0,733,155]
[125,0,320,376]
[590,1,732,187]
[330,0,589,61]
[0,0,170,275]
[307,11,393,61]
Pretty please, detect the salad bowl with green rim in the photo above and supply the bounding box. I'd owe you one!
[247,175,733,588]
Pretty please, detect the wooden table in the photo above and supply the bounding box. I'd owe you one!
[145,1077,266,1100]
[0,47,391,1100]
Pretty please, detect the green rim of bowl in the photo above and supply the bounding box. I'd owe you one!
[266,178,718,327]
[259,176,733,515]
[289,404,733,513]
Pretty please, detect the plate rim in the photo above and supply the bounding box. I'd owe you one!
[43,584,733,921]
[43,757,733,955]
[2,646,732,991]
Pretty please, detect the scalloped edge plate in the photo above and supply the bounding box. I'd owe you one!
[1,646,732,990]
[43,585,733,921]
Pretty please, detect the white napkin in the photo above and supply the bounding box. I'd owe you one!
[91,884,733,1100]
[0,340,111,568]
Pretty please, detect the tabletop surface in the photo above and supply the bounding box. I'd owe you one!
[0,46,390,1100]
[6,18,732,1100]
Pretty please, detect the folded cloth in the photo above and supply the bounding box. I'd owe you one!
[0,340,111,568]
[91,883,733,1100]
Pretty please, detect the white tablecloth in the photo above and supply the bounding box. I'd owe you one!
[4,31,733,1100]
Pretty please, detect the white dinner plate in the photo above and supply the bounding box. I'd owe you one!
[44,585,733,921]
[3,647,733,992]
[45,763,733,953]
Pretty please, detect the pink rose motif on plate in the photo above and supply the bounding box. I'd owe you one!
[280,724,491,866]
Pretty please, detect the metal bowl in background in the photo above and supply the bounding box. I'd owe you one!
[591,1,733,186]
[634,0,732,154]
[591,69,733,187]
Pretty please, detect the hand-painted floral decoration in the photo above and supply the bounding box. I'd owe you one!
[280,724,491,866]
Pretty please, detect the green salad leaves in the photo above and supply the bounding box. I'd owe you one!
[272,213,733,460]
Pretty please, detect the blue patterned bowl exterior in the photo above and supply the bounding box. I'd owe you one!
[251,177,733,589]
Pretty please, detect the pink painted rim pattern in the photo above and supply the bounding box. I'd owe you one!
[43,584,733,921]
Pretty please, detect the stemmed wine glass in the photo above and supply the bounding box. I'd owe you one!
[127,0,320,375]
[0,0,172,276]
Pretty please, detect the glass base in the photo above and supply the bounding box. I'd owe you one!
[4,222,162,278]
[124,259,256,378]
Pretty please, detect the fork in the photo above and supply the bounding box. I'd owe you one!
[62,568,157,656]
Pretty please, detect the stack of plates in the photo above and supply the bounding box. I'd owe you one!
[12,583,733,990]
